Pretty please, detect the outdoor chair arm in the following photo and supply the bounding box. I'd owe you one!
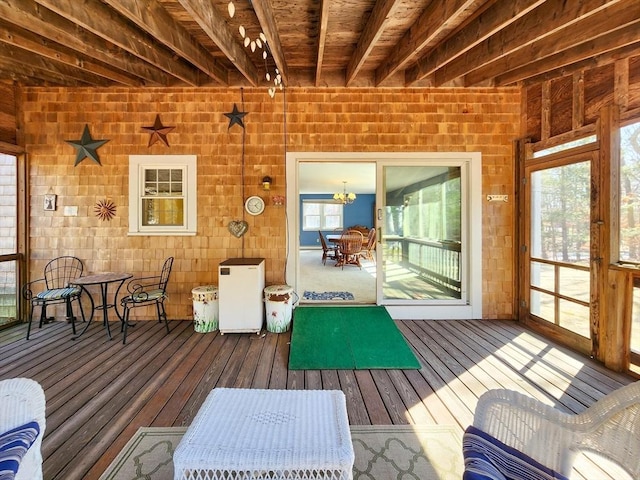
[125,275,164,303]
[472,383,640,477]
[21,279,45,301]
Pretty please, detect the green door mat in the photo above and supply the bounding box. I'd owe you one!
[289,306,421,370]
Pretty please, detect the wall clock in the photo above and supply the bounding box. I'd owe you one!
[244,195,265,216]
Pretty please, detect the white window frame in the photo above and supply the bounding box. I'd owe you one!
[128,155,197,236]
[302,200,344,231]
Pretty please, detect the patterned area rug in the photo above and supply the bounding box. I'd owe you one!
[302,290,355,300]
[100,425,463,479]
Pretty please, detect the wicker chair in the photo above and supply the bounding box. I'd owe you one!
[0,378,46,480]
[464,382,640,479]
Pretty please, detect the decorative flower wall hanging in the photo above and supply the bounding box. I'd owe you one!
[94,199,116,221]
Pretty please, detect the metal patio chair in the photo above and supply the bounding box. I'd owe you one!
[119,256,173,344]
[22,256,86,339]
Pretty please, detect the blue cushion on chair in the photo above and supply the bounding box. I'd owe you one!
[463,426,569,480]
[36,287,80,300]
[0,421,40,479]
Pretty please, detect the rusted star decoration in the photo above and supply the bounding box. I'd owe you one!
[224,104,248,130]
[94,199,116,221]
[142,114,175,147]
[66,124,109,166]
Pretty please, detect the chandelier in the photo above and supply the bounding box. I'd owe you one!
[334,181,356,205]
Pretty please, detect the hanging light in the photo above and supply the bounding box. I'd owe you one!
[333,181,356,205]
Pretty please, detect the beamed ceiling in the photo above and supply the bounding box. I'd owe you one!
[0,0,638,89]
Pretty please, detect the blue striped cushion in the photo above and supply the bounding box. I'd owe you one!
[36,287,80,300]
[463,426,569,480]
[0,421,40,479]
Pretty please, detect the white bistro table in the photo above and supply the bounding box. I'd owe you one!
[173,388,354,480]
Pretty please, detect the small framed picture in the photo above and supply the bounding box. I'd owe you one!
[44,194,57,211]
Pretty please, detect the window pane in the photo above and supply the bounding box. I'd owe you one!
[530,161,590,263]
[530,261,554,290]
[142,198,184,226]
[558,299,590,337]
[531,290,555,323]
[558,266,589,303]
[619,120,640,262]
[304,216,320,229]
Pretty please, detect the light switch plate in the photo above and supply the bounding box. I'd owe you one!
[63,205,78,216]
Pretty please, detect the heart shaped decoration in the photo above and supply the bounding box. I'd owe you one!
[228,220,249,238]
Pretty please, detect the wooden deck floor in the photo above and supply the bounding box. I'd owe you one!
[0,316,634,480]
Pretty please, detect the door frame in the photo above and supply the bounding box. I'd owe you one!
[286,151,483,320]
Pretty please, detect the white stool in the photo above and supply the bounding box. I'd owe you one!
[173,388,354,480]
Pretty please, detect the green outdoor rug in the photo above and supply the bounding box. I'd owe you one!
[288,306,421,370]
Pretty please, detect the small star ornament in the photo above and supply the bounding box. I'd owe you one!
[224,104,248,129]
[142,114,175,147]
[66,124,109,166]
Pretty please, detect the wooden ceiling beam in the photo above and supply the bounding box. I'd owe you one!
[33,0,201,86]
[0,0,169,86]
[177,0,260,87]
[0,21,144,86]
[466,1,640,86]
[251,0,289,86]
[405,0,544,86]
[0,42,112,86]
[345,0,402,87]
[375,0,481,85]
[433,0,625,86]
[520,41,640,87]
[494,22,640,86]
[315,0,330,86]
[0,56,86,86]
[102,0,229,85]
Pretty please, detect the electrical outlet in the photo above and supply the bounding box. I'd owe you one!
[486,194,508,202]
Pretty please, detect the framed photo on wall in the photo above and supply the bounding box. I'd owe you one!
[44,193,57,211]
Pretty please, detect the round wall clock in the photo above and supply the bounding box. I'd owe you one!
[244,195,265,216]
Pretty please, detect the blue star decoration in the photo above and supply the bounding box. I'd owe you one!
[142,114,175,147]
[224,104,248,129]
[66,124,109,166]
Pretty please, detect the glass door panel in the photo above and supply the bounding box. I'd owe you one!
[0,154,18,328]
[379,164,465,303]
[528,160,591,337]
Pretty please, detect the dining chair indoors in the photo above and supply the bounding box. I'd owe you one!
[360,228,376,263]
[337,230,364,269]
[119,256,173,344]
[318,231,338,265]
[22,256,86,339]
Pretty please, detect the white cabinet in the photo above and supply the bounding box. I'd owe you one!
[218,258,265,334]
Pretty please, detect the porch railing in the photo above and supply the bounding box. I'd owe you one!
[389,237,462,298]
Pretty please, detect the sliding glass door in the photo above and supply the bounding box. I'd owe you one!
[377,162,469,306]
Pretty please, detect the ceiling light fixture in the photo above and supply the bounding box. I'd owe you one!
[227,1,283,98]
[334,181,356,205]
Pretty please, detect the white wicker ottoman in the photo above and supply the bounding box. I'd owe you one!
[173,388,354,480]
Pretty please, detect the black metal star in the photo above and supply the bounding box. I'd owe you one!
[142,114,175,147]
[224,104,248,129]
[66,124,109,166]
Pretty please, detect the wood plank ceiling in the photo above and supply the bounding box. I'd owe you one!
[0,0,638,90]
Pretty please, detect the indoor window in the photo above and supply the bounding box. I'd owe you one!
[129,155,197,235]
[302,201,343,231]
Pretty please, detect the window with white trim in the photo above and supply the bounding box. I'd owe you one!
[129,155,197,235]
[302,200,343,231]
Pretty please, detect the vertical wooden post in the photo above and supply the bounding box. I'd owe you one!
[597,104,627,370]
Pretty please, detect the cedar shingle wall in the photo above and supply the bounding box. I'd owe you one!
[21,87,520,320]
